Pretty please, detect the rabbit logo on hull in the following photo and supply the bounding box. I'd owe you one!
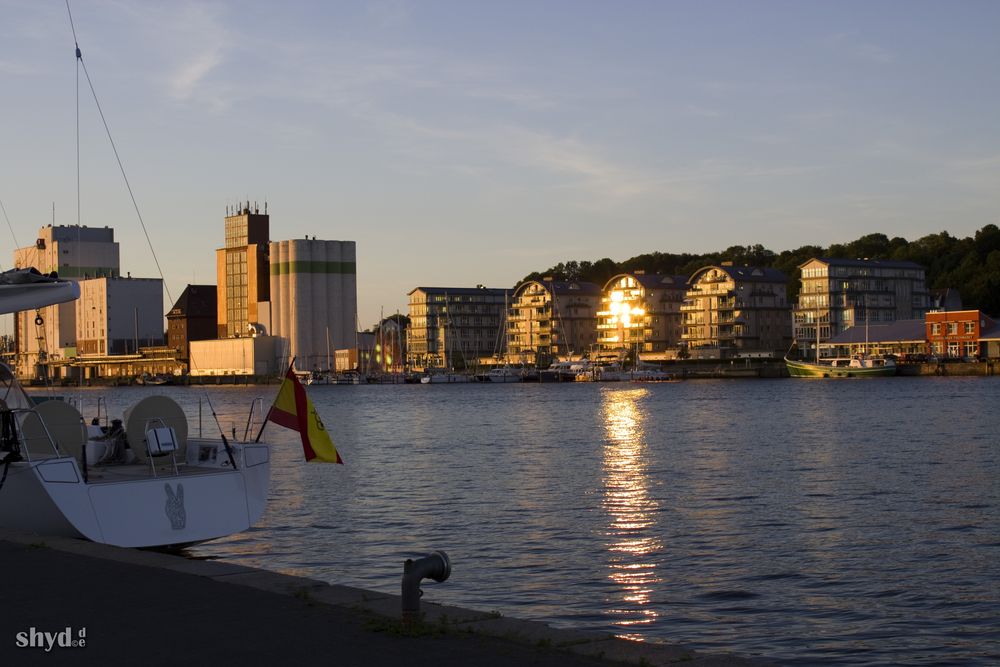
[165,483,186,530]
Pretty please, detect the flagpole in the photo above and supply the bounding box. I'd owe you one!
[255,357,296,443]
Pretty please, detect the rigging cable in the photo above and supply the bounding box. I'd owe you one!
[0,199,20,262]
[65,0,173,308]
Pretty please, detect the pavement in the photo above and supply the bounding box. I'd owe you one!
[0,528,772,666]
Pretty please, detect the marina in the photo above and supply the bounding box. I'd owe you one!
[21,377,998,665]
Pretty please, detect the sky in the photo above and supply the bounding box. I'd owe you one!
[2,0,1000,328]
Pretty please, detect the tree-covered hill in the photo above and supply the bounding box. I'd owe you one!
[517,224,1000,315]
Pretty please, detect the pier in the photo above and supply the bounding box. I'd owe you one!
[0,528,768,666]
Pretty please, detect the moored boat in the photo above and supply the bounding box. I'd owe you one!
[785,355,897,378]
[0,278,273,547]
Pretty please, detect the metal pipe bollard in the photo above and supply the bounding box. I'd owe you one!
[401,551,451,622]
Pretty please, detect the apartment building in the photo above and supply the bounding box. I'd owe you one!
[596,272,688,360]
[508,278,600,366]
[406,286,509,370]
[682,264,791,358]
[794,258,929,346]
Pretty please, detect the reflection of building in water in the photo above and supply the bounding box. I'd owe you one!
[601,387,661,639]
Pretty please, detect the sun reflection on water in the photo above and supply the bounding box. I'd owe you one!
[601,387,662,640]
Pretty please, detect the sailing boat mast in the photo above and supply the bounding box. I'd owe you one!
[815,298,820,364]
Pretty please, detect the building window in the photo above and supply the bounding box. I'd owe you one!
[931,323,941,335]
[964,322,974,334]
[947,322,958,335]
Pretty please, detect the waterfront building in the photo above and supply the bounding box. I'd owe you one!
[166,284,218,363]
[216,203,270,339]
[508,278,600,366]
[189,335,280,377]
[925,310,996,359]
[825,320,927,359]
[75,276,164,356]
[369,315,407,375]
[406,286,509,371]
[12,224,119,379]
[596,272,687,361]
[682,264,791,359]
[793,258,929,347]
[269,238,358,372]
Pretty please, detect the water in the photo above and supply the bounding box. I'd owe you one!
[50,378,1000,665]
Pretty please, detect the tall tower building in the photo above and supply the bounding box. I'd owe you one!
[12,225,119,378]
[270,238,357,372]
[216,203,270,338]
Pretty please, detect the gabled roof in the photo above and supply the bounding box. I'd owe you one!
[168,284,217,318]
[547,280,602,297]
[828,319,926,344]
[691,265,788,284]
[633,273,689,290]
[513,279,602,298]
[603,272,690,291]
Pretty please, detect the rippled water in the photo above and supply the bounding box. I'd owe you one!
[52,378,1000,665]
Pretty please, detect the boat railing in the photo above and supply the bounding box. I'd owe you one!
[141,418,180,477]
[242,398,267,443]
[4,408,65,462]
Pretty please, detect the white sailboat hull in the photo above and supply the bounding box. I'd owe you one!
[0,443,270,548]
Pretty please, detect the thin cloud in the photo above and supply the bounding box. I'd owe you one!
[170,48,224,100]
[827,32,895,64]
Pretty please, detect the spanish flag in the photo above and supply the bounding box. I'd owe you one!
[265,364,343,463]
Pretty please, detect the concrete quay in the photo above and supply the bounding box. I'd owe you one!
[0,528,772,666]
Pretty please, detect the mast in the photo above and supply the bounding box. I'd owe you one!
[815,298,820,364]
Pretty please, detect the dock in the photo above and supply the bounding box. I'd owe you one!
[0,528,770,666]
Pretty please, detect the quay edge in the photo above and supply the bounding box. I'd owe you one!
[0,527,772,666]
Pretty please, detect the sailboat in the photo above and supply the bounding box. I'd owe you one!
[0,277,273,547]
[785,306,896,378]
[0,14,273,547]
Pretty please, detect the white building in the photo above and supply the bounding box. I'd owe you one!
[13,225,119,378]
[269,238,357,372]
[188,336,280,377]
[75,277,164,356]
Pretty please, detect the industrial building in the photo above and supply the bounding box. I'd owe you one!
[12,225,120,379]
[166,284,218,362]
[216,203,270,339]
[75,276,164,355]
[188,336,280,378]
[269,238,358,373]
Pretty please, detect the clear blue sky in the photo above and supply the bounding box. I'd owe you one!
[2,0,999,328]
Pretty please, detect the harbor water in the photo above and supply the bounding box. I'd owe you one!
[43,378,1000,665]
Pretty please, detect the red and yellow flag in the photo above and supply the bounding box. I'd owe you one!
[266,365,343,464]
